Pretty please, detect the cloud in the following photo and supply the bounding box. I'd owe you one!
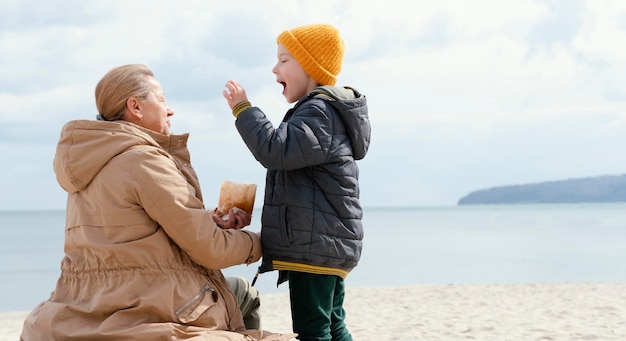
[2,0,626,210]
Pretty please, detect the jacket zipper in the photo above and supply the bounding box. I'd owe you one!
[175,283,218,316]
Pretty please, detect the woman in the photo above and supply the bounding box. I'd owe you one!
[20,64,294,341]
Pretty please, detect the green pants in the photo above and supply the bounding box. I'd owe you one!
[288,271,353,341]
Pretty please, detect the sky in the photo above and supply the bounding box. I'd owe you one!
[2,0,626,210]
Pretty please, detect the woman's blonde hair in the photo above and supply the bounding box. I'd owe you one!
[95,64,154,121]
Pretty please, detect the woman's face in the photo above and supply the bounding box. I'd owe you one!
[137,77,174,135]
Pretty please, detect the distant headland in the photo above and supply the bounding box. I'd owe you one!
[458,174,626,205]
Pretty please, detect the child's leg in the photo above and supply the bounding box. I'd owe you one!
[288,271,352,341]
[329,276,351,341]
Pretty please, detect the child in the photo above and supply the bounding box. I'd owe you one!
[223,23,371,341]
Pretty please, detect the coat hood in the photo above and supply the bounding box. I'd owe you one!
[53,120,184,193]
[308,86,371,160]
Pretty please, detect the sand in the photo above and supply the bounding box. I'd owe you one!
[2,282,625,341]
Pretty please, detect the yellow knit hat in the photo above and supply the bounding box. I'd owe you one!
[277,24,345,86]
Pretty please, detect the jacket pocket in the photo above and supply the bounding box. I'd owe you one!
[263,204,291,247]
[278,204,291,245]
[175,283,218,324]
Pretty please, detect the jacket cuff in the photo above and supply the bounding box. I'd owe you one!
[241,230,262,264]
[232,101,251,118]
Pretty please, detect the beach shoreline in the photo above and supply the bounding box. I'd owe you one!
[2,282,625,341]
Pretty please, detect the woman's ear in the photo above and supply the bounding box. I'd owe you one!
[125,97,143,121]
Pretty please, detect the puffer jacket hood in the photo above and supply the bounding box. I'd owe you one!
[308,85,370,160]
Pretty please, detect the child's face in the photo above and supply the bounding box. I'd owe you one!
[273,44,319,103]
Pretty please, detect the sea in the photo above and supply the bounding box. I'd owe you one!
[2,204,626,313]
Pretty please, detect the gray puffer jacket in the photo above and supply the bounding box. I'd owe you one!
[235,86,370,281]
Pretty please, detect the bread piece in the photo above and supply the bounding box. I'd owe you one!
[216,180,257,216]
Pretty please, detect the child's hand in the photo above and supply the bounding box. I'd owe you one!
[223,80,249,110]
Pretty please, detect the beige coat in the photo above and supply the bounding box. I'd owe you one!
[20,120,295,341]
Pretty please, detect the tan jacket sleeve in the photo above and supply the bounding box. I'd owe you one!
[127,147,261,270]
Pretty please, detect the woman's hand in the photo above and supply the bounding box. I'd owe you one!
[212,207,252,230]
